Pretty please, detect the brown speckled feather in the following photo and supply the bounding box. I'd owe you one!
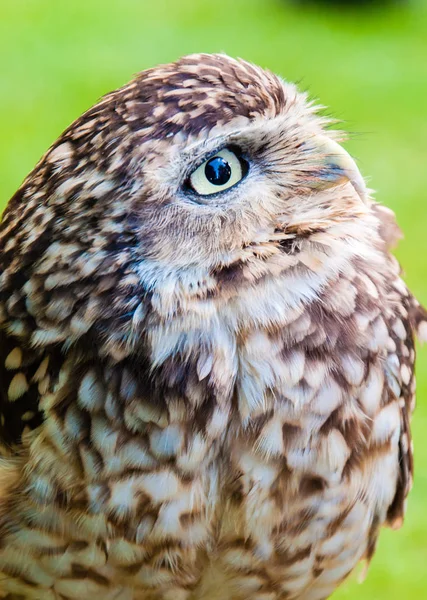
[0,53,425,600]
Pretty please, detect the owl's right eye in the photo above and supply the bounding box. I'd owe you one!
[188,147,249,196]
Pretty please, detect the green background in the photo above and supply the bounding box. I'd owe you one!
[1,0,426,597]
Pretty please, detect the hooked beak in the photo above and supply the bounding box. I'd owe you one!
[304,135,368,203]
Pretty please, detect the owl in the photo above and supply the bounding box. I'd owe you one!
[0,53,425,600]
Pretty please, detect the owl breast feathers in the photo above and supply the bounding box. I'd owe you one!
[0,53,425,600]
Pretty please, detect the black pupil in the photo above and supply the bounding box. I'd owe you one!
[204,156,232,186]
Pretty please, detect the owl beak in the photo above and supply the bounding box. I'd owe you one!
[305,135,368,203]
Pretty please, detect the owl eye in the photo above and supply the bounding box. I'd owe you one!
[188,147,248,196]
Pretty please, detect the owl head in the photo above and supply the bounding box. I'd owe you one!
[0,54,381,358]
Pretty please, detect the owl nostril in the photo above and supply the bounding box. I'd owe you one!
[303,135,368,203]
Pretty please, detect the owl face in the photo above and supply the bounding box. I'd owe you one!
[0,54,373,350]
[125,55,369,272]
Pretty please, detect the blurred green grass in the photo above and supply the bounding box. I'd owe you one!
[1,0,426,597]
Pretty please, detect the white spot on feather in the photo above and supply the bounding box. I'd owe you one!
[311,379,342,415]
[372,402,400,445]
[359,364,384,417]
[48,142,74,165]
[176,433,208,471]
[281,349,306,387]
[417,320,427,343]
[150,424,184,458]
[8,373,29,401]
[340,353,365,386]
[31,328,67,346]
[138,470,180,502]
[109,479,137,516]
[33,357,50,382]
[392,318,407,340]
[197,354,213,380]
[78,370,104,412]
[257,417,284,457]
[401,364,411,385]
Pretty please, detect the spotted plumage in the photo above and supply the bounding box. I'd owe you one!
[0,53,425,600]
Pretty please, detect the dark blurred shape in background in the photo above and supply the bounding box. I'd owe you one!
[292,0,404,5]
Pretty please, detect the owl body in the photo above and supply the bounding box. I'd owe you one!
[0,54,424,599]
